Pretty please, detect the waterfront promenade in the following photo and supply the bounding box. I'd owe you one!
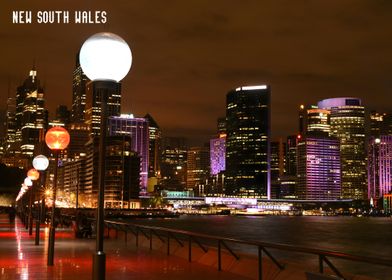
[0,214,248,280]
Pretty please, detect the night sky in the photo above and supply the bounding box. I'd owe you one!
[1,1,392,144]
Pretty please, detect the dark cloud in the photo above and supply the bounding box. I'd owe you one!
[1,0,392,143]
[218,69,272,82]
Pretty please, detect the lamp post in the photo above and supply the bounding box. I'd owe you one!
[24,177,33,230]
[45,127,70,266]
[79,32,132,280]
[27,169,40,236]
[32,155,49,245]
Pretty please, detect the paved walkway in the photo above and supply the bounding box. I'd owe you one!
[0,214,250,280]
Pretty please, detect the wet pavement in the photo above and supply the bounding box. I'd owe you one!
[0,214,250,280]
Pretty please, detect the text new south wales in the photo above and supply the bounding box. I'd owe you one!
[12,11,107,24]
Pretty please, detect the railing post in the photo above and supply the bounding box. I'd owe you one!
[319,255,324,274]
[258,246,263,280]
[188,236,192,262]
[218,240,222,271]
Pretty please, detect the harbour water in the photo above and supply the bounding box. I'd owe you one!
[129,215,392,279]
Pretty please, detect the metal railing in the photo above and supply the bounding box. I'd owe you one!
[103,220,392,280]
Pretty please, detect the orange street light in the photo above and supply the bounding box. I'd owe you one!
[45,126,70,150]
[27,168,40,181]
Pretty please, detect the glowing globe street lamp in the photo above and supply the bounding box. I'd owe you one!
[33,155,49,171]
[80,32,132,280]
[32,154,49,246]
[24,177,33,187]
[22,177,33,229]
[45,127,70,266]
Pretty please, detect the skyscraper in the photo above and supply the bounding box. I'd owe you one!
[186,146,210,196]
[108,114,149,195]
[71,54,88,123]
[270,138,286,199]
[306,108,330,136]
[104,136,141,206]
[15,67,46,157]
[318,97,367,200]
[298,104,306,134]
[369,111,387,138]
[225,85,271,198]
[4,95,16,154]
[298,105,330,136]
[210,135,226,176]
[85,81,121,137]
[160,137,188,191]
[297,136,341,200]
[78,136,140,207]
[144,113,161,178]
[66,122,90,160]
[368,136,392,203]
[270,138,286,181]
[285,135,298,176]
[217,117,226,134]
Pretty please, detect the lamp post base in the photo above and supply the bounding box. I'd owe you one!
[92,251,106,280]
[47,226,55,266]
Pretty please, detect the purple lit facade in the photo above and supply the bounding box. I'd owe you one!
[108,115,149,195]
[297,136,341,200]
[210,136,226,175]
[318,97,366,200]
[368,136,392,201]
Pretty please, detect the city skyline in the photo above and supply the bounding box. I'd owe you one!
[1,1,392,144]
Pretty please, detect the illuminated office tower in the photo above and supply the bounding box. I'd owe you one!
[144,113,161,177]
[71,54,88,123]
[15,67,46,157]
[369,111,387,138]
[270,138,286,199]
[104,136,141,206]
[85,81,121,137]
[210,135,226,176]
[217,117,226,134]
[383,113,392,135]
[160,137,188,191]
[368,136,392,203]
[67,122,90,160]
[285,135,298,176]
[298,105,330,136]
[80,136,140,207]
[4,95,16,154]
[306,108,330,135]
[225,85,271,198]
[186,146,210,196]
[297,136,341,200]
[209,118,227,195]
[318,97,366,200]
[298,104,306,134]
[108,114,149,195]
[270,138,285,181]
